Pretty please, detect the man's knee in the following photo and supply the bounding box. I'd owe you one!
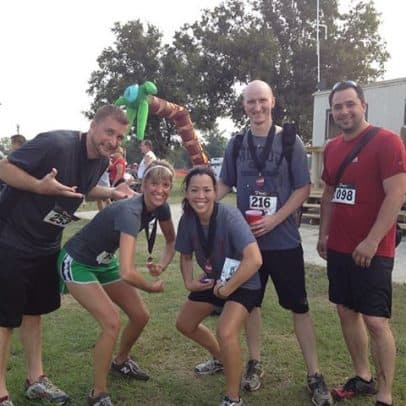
[363,315,391,338]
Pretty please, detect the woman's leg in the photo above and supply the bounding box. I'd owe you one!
[104,281,149,363]
[66,282,120,396]
[176,300,221,359]
[217,301,248,401]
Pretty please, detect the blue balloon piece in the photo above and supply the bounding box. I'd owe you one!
[124,84,139,103]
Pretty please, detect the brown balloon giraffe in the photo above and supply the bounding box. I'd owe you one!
[148,95,208,166]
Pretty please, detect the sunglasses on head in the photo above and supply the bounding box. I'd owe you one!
[332,80,358,91]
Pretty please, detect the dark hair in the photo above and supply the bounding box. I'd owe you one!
[181,166,217,214]
[10,134,26,145]
[328,80,366,107]
[93,104,129,125]
[142,139,153,148]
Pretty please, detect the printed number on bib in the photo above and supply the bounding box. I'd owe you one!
[43,210,73,227]
[249,194,277,215]
[332,184,356,205]
[220,257,240,283]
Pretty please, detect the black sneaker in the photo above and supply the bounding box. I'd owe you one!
[111,357,149,381]
[331,376,377,401]
[307,373,331,406]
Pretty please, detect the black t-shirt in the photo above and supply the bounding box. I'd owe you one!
[0,130,108,256]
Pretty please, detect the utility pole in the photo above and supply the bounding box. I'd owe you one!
[316,0,328,90]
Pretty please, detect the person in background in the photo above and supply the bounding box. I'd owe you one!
[0,134,27,192]
[109,147,127,187]
[318,80,406,406]
[137,140,156,180]
[0,104,133,406]
[217,80,330,406]
[10,134,27,152]
[58,160,176,406]
[176,166,262,406]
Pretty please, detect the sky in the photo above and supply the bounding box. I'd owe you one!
[0,0,405,140]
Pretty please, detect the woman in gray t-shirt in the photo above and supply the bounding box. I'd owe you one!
[57,160,176,406]
[175,166,262,406]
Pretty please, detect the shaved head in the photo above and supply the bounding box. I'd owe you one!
[243,80,274,101]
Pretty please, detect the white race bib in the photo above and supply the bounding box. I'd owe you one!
[96,251,115,264]
[332,184,356,205]
[43,209,74,228]
[220,257,240,283]
[249,194,277,215]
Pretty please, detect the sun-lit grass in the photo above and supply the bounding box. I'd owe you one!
[7,220,406,405]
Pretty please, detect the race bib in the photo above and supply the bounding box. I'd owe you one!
[96,251,115,265]
[249,193,277,215]
[43,209,77,228]
[332,184,356,205]
[220,257,240,283]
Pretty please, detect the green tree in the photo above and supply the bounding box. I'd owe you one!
[86,0,388,145]
[170,0,388,142]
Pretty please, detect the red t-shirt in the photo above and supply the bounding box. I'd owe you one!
[322,126,406,257]
[109,157,127,185]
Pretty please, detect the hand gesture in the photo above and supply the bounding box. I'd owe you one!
[37,168,83,198]
[148,279,165,293]
[112,182,136,200]
[147,261,163,277]
[186,275,215,292]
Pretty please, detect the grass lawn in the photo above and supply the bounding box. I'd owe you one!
[7,196,406,405]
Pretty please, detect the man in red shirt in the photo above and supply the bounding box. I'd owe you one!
[318,81,406,406]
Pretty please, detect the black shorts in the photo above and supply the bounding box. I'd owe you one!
[256,246,309,314]
[188,286,259,313]
[327,249,393,318]
[0,245,61,328]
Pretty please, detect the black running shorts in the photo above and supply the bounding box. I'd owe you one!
[327,249,393,318]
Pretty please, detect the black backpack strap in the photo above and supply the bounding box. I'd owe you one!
[232,130,245,178]
[276,123,297,185]
[334,127,380,186]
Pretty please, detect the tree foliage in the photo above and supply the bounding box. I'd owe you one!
[86,0,388,146]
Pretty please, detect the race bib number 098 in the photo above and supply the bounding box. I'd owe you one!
[332,184,356,205]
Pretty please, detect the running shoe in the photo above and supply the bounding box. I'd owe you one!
[111,357,149,381]
[241,360,263,392]
[24,375,70,404]
[194,359,224,375]
[307,373,331,405]
[331,376,377,401]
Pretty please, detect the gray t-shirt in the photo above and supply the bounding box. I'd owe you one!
[0,131,108,256]
[175,203,260,290]
[220,127,310,250]
[65,195,171,266]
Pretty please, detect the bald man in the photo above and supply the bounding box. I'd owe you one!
[215,80,330,406]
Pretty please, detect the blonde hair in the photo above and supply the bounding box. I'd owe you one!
[142,159,175,185]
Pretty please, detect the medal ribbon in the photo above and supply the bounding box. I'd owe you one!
[144,217,158,260]
[194,202,218,269]
[247,124,276,175]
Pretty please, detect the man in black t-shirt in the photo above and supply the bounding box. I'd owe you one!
[0,105,133,406]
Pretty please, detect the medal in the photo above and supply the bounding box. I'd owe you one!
[147,256,153,264]
[256,176,264,188]
[204,260,213,274]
